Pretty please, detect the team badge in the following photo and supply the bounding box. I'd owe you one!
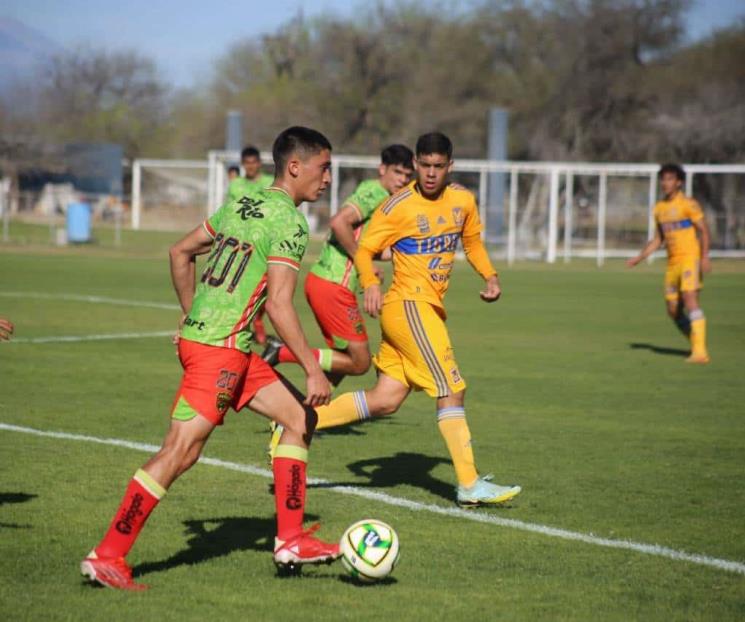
[216,391,232,414]
[416,214,430,234]
[452,207,464,226]
[450,367,462,383]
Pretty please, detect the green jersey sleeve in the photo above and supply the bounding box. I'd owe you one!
[344,179,389,222]
[204,202,229,237]
[267,210,309,271]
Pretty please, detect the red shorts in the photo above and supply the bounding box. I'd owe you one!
[171,339,279,426]
[304,272,367,349]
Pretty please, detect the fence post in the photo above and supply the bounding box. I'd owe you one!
[563,171,573,262]
[478,169,488,241]
[507,168,518,265]
[131,160,141,230]
[547,167,559,263]
[647,172,657,264]
[207,151,217,215]
[685,171,694,197]
[330,158,340,217]
[597,172,607,267]
[215,161,225,208]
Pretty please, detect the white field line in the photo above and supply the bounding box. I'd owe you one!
[1,422,743,577]
[0,292,180,311]
[9,331,174,344]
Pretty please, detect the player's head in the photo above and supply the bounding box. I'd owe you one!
[378,144,414,194]
[241,146,262,179]
[272,126,332,202]
[659,163,685,198]
[227,165,240,181]
[414,132,453,198]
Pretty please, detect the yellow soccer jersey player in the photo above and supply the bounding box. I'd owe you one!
[628,163,711,363]
[306,132,522,508]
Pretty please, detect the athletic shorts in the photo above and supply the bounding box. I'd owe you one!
[304,272,367,349]
[373,299,466,398]
[171,338,279,426]
[664,257,702,301]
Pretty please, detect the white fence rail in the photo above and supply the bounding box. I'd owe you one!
[130,152,745,263]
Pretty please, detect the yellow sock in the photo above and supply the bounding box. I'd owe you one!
[315,390,370,430]
[689,309,708,355]
[437,407,478,487]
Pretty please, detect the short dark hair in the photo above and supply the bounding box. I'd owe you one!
[659,163,685,181]
[381,144,414,169]
[272,126,332,174]
[241,146,260,160]
[416,132,453,159]
[228,165,240,174]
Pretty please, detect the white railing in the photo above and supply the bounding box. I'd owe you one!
[130,152,745,263]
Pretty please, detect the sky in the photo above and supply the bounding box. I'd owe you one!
[3,0,744,87]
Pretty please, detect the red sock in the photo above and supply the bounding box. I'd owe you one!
[278,346,314,365]
[273,448,308,541]
[94,469,165,558]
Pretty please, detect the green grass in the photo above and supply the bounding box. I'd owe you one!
[1,229,744,621]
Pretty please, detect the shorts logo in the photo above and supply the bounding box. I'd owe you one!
[354,322,364,335]
[452,207,464,226]
[437,215,447,225]
[416,214,430,234]
[347,306,362,322]
[286,464,303,510]
[216,391,232,414]
[683,270,692,278]
[450,367,462,384]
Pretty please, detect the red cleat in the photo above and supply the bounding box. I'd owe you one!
[80,553,148,591]
[273,524,340,568]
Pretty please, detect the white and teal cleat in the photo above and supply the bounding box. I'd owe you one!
[456,475,521,507]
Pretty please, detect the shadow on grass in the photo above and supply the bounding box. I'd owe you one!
[134,514,317,578]
[308,452,453,503]
[338,575,398,587]
[0,492,37,529]
[629,342,689,357]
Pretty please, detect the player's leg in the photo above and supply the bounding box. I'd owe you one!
[246,371,339,566]
[679,258,709,363]
[82,414,216,590]
[263,273,371,382]
[664,263,692,337]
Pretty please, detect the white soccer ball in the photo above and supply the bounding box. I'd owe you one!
[340,519,400,582]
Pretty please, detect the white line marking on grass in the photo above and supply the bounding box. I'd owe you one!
[0,292,180,311]
[1,422,743,577]
[9,331,174,344]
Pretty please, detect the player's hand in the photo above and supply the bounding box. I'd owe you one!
[626,256,641,268]
[480,275,501,303]
[373,265,385,285]
[304,369,331,407]
[701,256,712,274]
[0,317,14,341]
[364,284,383,318]
[173,314,187,347]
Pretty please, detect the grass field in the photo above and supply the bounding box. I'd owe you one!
[1,224,744,621]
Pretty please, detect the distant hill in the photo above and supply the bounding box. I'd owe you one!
[0,16,62,95]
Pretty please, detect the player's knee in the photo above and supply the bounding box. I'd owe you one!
[371,398,399,417]
[284,404,317,439]
[348,353,372,376]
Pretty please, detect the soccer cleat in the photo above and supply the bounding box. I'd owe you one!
[261,335,284,367]
[266,422,284,465]
[457,475,521,507]
[685,352,710,364]
[80,552,147,591]
[273,523,340,569]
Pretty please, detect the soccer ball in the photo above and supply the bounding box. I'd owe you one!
[340,519,400,582]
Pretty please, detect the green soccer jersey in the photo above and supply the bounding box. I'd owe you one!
[227,173,274,202]
[310,178,389,292]
[181,188,309,353]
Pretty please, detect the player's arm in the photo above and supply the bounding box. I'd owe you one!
[354,207,398,318]
[264,264,331,406]
[627,227,663,267]
[693,214,711,274]
[169,225,214,314]
[330,204,363,258]
[462,233,501,302]
[0,316,14,341]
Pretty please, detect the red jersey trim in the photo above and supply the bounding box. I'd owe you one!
[203,221,216,239]
[267,256,300,271]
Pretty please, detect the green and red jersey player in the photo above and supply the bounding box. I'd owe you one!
[265,145,414,386]
[81,127,339,591]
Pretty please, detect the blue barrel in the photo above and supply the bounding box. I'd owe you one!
[67,202,91,243]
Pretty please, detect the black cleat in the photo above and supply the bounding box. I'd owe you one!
[261,335,283,366]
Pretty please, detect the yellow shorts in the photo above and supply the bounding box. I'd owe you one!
[373,299,466,398]
[664,257,702,301]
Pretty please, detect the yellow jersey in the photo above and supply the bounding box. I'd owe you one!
[653,192,704,262]
[354,181,497,310]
